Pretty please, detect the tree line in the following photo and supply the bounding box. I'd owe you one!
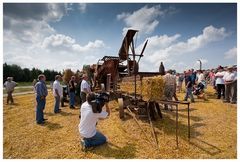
[3,63,62,82]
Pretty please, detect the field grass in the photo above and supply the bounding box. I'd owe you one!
[3,88,34,94]
[14,81,51,87]
[3,87,237,159]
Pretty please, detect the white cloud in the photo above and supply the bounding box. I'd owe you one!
[117,5,176,35]
[42,34,105,53]
[3,4,106,71]
[78,3,87,13]
[146,25,229,64]
[224,47,237,59]
[138,25,229,72]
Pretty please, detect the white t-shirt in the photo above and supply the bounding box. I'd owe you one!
[79,102,108,138]
[215,71,225,85]
[197,73,205,83]
[4,81,17,92]
[52,80,63,97]
[223,72,235,82]
[81,80,91,93]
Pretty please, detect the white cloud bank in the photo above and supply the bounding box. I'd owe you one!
[224,47,237,59]
[138,25,229,72]
[3,3,106,71]
[117,5,177,36]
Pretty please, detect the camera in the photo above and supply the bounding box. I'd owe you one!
[90,92,109,113]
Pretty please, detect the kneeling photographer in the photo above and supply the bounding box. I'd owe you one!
[78,92,110,149]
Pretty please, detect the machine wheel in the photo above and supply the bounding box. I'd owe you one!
[118,98,124,119]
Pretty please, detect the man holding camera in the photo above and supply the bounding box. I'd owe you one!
[79,93,110,150]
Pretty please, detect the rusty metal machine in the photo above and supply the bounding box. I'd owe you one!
[94,29,191,148]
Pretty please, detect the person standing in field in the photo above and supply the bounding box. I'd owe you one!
[184,70,195,103]
[80,74,91,103]
[4,77,17,105]
[163,70,177,110]
[69,76,76,109]
[215,66,226,99]
[232,66,237,104]
[53,75,63,113]
[35,74,48,125]
[223,66,236,104]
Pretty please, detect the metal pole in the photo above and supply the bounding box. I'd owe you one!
[187,103,190,141]
[106,74,111,92]
[132,40,137,101]
[176,104,179,148]
[198,60,202,71]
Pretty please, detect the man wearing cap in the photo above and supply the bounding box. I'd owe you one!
[223,66,236,104]
[215,66,226,99]
[79,93,110,150]
[35,74,48,124]
[81,74,91,103]
[53,75,63,113]
[4,77,17,104]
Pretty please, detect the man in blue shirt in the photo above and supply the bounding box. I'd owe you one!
[35,74,48,124]
[184,71,195,103]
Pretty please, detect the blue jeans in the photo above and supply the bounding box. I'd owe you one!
[69,92,75,106]
[83,131,107,148]
[54,96,60,113]
[184,87,194,102]
[36,96,46,124]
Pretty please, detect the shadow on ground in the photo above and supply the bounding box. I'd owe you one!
[91,142,136,158]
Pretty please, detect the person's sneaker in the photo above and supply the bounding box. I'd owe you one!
[37,121,45,125]
[43,118,48,121]
[70,105,75,109]
[80,139,94,151]
[231,101,236,104]
[80,139,86,151]
[223,100,230,103]
[191,100,195,103]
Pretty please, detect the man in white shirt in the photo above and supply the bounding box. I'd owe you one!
[4,77,17,104]
[223,66,236,103]
[53,75,63,113]
[79,93,110,149]
[215,66,226,99]
[80,74,91,103]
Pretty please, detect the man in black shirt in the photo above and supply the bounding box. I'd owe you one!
[69,76,76,109]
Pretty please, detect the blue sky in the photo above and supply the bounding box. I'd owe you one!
[3,3,237,72]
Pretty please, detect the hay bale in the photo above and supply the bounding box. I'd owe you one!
[119,75,165,101]
[142,76,165,101]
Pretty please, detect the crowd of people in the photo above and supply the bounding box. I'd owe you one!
[3,64,237,150]
[162,65,237,106]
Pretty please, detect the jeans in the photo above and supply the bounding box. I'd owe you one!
[232,80,237,102]
[83,131,107,148]
[184,87,194,102]
[69,92,75,106]
[54,96,60,113]
[80,92,87,103]
[36,96,46,124]
[7,90,14,104]
[216,84,225,99]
